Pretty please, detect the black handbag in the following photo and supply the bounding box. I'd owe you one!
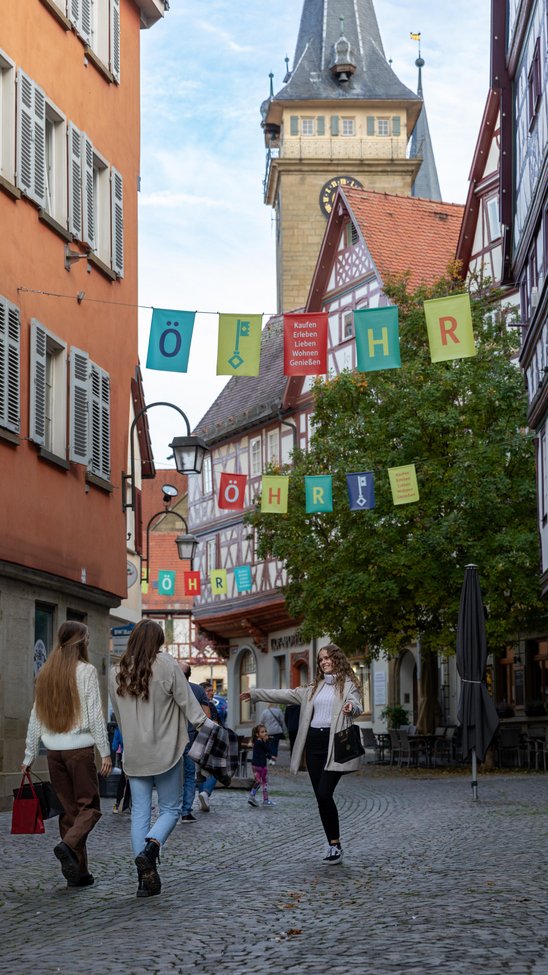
[13,773,64,820]
[334,720,365,763]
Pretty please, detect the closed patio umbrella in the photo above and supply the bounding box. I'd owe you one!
[456,564,499,800]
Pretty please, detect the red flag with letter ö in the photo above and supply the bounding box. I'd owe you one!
[218,473,247,510]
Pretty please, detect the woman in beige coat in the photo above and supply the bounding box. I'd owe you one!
[241,643,362,864]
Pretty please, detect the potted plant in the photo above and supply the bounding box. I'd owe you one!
[380,705,410,729]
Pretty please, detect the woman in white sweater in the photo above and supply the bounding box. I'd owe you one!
[22,621,111,888]
[241,644,362,864]
[109,618,211,898]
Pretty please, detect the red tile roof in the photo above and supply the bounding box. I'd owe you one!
[341,188,464,291]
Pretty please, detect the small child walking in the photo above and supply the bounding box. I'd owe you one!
[248,724,275,807]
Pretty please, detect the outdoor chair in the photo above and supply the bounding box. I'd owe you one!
[389,730,401,765]
[237,736,252,777]
[360,727,382,763]
[398,730,426,767]
[432,727,456,767]
[495,726,526,768]
[525,727,547,771]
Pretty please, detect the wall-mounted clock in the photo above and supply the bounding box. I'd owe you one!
[319,175,363,217]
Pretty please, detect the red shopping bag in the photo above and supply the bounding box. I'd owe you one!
[11,771,45,834]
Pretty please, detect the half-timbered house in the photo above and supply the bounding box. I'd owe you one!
[188,187,464,733]
[487,0,548,716]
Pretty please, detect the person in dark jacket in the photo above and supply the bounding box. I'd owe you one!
[247,724,275,807]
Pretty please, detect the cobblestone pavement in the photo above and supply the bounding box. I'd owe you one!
[2,756,548,975]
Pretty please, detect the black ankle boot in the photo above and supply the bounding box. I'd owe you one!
[135,840,161,897]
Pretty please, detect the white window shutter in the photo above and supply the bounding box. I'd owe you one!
[69,0,80,24]
[0,297,21,434]
[69,0,91,43]
[110,0,121,83]
[16,70,34,197]
[111,166,124,277]
[32,85,47,208]
[89,362,111,480]
[68,122,83,239]
[16,71,46,208]
[69,347,89,465]
[81,133,96,249]
[80,0,92,44]
[29,319,47,446]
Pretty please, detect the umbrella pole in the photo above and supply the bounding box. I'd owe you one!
[471,748,478,801]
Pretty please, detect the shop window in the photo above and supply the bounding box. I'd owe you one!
[34,602,55,677]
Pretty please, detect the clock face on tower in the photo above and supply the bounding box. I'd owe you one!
[319,175,363,217]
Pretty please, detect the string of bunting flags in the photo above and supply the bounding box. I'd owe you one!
[146,292,476,375]
[146,466,418,597]
[145,291,478,597]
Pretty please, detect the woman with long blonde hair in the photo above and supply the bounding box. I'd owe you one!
[22,621,111,888]
[109,618,211,898]
[241,643,362,864]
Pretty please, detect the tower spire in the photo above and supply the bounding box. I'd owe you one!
[409,43,442,201]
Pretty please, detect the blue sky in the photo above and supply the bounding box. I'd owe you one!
[137,1,491,458]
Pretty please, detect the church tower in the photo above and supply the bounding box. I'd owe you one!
[262,0,425,312]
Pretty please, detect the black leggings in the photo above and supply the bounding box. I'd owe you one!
[305,727,343,844]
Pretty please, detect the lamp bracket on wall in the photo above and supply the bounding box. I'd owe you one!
[64,244,95,272]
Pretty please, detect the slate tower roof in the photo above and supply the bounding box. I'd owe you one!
[270,0,419,104]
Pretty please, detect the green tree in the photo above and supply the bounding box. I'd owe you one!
[249,273,547,663]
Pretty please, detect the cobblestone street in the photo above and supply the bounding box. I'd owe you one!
[2,759,548,975]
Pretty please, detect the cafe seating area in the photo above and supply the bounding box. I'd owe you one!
[359,722,548,771]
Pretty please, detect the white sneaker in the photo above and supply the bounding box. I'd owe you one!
[198,791,210,812]
[248,795,259,807]
[323,844,343,864]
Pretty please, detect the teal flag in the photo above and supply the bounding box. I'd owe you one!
[305,475,333,513]
[157,570,176,596]
[354,306,401,371]
[234,565,252,592]
[146,309,195,372]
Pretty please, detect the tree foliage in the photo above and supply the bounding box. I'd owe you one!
[248,273,547,658]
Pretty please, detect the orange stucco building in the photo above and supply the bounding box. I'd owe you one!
[0,0,165,806]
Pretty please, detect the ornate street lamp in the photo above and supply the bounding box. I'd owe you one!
[141,498,199,583]
[122,401,209,512]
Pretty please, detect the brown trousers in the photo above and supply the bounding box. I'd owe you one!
[47,746,102,873]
